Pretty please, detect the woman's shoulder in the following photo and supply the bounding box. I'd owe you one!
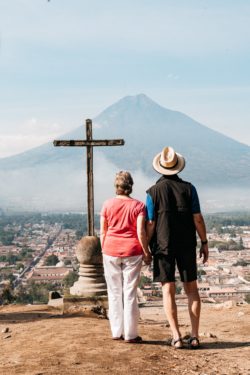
[130,198,146,209]
[102,197,116,205]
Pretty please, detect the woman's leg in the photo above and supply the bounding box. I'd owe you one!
[122,255,143,341]
[103,254,123,338]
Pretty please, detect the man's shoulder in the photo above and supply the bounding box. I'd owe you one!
[174,176,195,190]
[147,176,195,197]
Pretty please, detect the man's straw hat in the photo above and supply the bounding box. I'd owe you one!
[153,146,185,175]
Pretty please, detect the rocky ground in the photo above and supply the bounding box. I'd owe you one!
[0,302,249,375]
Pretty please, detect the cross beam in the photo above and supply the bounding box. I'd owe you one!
[53,119,125,236]
[53,140,124,147]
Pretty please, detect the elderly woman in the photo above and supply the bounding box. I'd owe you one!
[100,171,151,343]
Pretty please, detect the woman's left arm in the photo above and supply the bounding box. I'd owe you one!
[137,215,152,264]
[100,216,108,249]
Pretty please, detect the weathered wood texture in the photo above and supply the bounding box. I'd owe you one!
[53,140,124,147]
[86,120,94,236]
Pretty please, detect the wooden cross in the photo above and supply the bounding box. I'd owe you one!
[53,119,124,236]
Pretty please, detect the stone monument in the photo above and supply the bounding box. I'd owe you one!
[70,236,107,296]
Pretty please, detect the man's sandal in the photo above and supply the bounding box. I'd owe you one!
[187,336,200,349]
[169,338,183,349]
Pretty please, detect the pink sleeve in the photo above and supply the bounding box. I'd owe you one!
[137,202,146,217]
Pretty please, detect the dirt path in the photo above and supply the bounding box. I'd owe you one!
[0,303,249,375]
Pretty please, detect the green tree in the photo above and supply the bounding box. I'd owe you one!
[0,231,15,245]
[44,254,59,266]
[27,281,55,304]
[14,285,33,304]
[217,243,229,251]
[197,269,206,279]
[76,230,83,240]
[6,252,19,264]
[0,286,14,304]
[16,263,25,271]
[138,275,152,288]
[63,271,78,288]
[175,285,182,294]
[233,259,248,267]
[239,237,244,250]
[64,259,72,266]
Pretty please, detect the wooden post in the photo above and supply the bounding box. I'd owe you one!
[86,119,94,236]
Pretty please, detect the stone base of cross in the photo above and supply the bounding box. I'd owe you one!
[70,236,107,297]
[54,119,124,297]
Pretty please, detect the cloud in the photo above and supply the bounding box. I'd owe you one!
[19,118,63,136]
[0,134,52,158]
[0,117,72,157]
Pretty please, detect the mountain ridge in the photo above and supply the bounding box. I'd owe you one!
[1,94,249,165]
[0,94,249,211]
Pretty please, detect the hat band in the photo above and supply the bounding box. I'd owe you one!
[159,158,178,170]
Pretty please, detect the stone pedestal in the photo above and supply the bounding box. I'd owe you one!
[70,235,107,297]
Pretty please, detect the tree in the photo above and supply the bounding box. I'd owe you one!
[44,254,59,266]
[63,271,78,288]
[6,252,19,264]
[64,259,72,266]
[175,285,182,294]
[197,269,206,279]
[27,281,55,304]
[239,237,244,250]
[0,230,15,245]
[76,230,83,240]
[138,275,152,288]
[0,286,14,304]
[14,285,33,304]
[217,243,229,251]
[233,259,248,267]
[16,263,24,271]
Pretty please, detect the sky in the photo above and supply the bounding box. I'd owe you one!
[0,0,249,158]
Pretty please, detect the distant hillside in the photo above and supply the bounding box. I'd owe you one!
[0,94,249,211]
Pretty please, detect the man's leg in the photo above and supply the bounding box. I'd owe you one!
[162,282,182,347]
[183,280,201,346]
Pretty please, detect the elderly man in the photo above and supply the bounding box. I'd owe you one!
[146,146,209,349]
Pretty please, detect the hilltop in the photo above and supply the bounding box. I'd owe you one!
[0,302,249,375]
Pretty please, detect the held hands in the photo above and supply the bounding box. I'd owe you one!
[143,251,152,265]
[199,243,209,264]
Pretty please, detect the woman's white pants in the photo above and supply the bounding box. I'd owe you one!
[103,254,142,341]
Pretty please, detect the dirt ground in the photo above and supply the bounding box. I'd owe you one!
[0,302,249,375]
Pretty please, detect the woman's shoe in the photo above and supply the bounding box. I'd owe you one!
[112,335,124,340]
[124,336,142,343]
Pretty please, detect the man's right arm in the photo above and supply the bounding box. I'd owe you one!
[145,193,155,243]
[146,220,155,243]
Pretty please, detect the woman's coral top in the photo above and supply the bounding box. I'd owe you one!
[100,197,146,257]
